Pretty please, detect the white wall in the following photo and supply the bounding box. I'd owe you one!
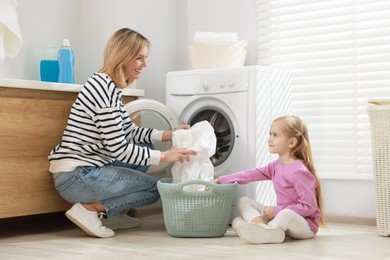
[1,0,377,221]
[1,0,80,80]
[1,0,258,103]
[79,0,179,101]
[185,0,258,66]
[184,0,376,221]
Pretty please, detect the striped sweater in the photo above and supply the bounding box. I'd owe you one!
[48,73,162,173]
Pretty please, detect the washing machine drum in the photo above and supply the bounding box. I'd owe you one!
[187,108,235,168]
[124,99,235,171]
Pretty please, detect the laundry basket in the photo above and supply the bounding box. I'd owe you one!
[188,40,247,69]
[157,178,237,238]
[367,99,390,236]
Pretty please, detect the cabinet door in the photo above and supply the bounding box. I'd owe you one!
[0,87,140,218]
[0,89,76,218]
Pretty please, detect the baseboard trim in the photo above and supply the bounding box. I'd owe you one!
[129,207,377,227]
[129,204,163,218]
[325,214,376,226]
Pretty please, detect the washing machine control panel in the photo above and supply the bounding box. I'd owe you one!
[199,70,249,94]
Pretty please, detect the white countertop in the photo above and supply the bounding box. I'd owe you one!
[0,78,144,97]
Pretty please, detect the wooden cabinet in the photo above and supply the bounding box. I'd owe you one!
[0,85,140,219]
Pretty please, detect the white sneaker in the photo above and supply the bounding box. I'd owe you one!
[65,203,115,238]
[102,214,142,230]
[231,217,246,234]
[238,222,285,244]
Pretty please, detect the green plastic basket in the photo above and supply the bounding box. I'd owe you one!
[157,178,237,238]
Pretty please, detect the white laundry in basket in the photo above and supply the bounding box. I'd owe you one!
[171,120,216,191]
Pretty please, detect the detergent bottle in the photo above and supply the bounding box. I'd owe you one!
[40,43,59,82]
[58,38,75,84]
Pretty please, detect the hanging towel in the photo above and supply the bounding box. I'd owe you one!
[171,120,216,191]
[0,0,23,60]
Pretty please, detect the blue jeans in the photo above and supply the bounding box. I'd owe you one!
[52,160,160,218]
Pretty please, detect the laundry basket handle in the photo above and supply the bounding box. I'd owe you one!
[178,179,217,191]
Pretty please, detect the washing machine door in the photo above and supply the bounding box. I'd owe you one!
[124,99,180,176]
[177,97,238,177]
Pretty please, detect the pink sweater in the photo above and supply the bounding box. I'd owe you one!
[219,159,321,234]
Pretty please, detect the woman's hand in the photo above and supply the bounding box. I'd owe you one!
[160,147,196,163]
[175,124,191,131]
[162,124,191,142]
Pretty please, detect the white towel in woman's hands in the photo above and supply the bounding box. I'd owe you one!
[0,0,23,60]
[171,120,216,191]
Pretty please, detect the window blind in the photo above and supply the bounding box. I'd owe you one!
[256,0,390,179]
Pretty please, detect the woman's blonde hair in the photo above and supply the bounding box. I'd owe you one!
[100,28,150,88]
[274,115,326,228]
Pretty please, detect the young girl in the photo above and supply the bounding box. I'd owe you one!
[213,115,325,244]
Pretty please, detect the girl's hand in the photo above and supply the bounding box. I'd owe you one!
[262,206,275,221]
[160,147,196,163]
[212,178,221,184]
[205,178,221,191]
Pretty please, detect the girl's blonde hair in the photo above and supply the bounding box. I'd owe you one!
[274,115,326,228]
[100,28,150,88]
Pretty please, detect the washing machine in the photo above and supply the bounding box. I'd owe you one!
[125,65,291,218]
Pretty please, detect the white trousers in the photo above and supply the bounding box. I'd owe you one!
[237,196,315,239]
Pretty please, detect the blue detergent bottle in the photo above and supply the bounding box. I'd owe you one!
[40,43,59,82]
[58,38,75,84]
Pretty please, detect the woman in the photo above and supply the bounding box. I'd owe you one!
[48,28,195,238]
